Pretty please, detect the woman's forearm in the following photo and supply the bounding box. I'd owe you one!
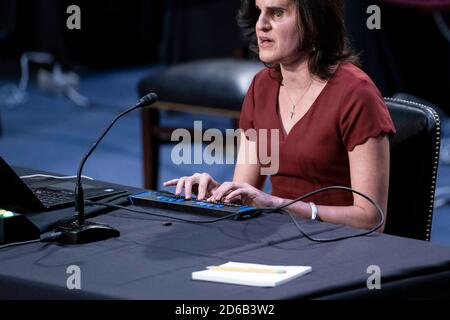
[275,197,383,232]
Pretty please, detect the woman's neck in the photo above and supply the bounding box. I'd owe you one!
[280,57,314,89]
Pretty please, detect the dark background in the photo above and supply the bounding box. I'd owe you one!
[0,1,449,245]
[1,0,448,112]
[0,0,165,69]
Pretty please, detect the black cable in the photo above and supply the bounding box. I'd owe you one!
[39,193,131,234]
[261,186,385,242]
[286,209,380,243]
[0,186,384,249]
[40,231,63,242]
[89,186,384,242]
[0,231,63,250]
[85,200,245,224]
[0,239,41,250]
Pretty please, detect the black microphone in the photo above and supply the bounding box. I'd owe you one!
[56,92,158,244]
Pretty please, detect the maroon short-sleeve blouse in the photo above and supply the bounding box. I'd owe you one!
[239,62,396,206]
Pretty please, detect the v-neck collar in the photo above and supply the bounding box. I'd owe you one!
[274,70,336,141]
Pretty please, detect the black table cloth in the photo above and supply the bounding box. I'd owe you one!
[1,203,450,299]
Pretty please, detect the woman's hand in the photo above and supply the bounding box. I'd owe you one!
[163,173,221,200]
[208,181,283,208]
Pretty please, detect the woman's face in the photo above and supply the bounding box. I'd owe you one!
[255,0,303,66]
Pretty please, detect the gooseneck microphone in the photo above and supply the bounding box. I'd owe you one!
[57,92,158,244]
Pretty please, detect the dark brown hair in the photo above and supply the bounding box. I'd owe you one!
[237,0,360,80]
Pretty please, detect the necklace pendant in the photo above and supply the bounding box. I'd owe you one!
[290,104,295,119]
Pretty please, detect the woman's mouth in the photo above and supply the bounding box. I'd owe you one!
[258,37,274,48]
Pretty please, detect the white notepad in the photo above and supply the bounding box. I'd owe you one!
[192,262,312,287]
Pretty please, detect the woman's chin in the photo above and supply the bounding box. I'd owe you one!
[258,54,278,65]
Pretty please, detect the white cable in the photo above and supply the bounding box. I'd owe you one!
[435,186,450,209]
[0,53,28,107]
[20,174,94,180]
[0,52,54,108]
[18,52,30,93]
[0,51,89,108]
[0,84,26,107]
[65,85,90,107]
[440,138,450,165]
[38,62,90,107]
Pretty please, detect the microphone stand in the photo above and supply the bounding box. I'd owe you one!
[56,93,158,244]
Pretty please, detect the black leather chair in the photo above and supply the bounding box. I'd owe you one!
[138,59,441,241]
[384,97,441,241]
[138,59,264,189]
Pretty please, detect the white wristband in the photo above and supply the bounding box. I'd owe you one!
[309,202,318,220]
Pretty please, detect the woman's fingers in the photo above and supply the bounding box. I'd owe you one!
[175,177,187,195]
[197,174,210,200]
[164,179,261,206]
[208,184,225,201]
[225,189,245,202]
[209,182,241,202]
[163,178,179,186]
[184,178,194,199]
[165,173,218,199]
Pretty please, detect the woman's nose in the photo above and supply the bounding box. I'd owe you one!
[256,13,270,31]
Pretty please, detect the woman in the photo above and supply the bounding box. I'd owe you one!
[164,0,396,231]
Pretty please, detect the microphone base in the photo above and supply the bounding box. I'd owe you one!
[56,220,120,244]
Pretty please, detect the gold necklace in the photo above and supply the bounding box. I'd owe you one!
[282,80,313,119]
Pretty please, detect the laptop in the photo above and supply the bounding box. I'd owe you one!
[0,156,126,212]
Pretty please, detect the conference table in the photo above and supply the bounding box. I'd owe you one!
[1,170,450,300]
